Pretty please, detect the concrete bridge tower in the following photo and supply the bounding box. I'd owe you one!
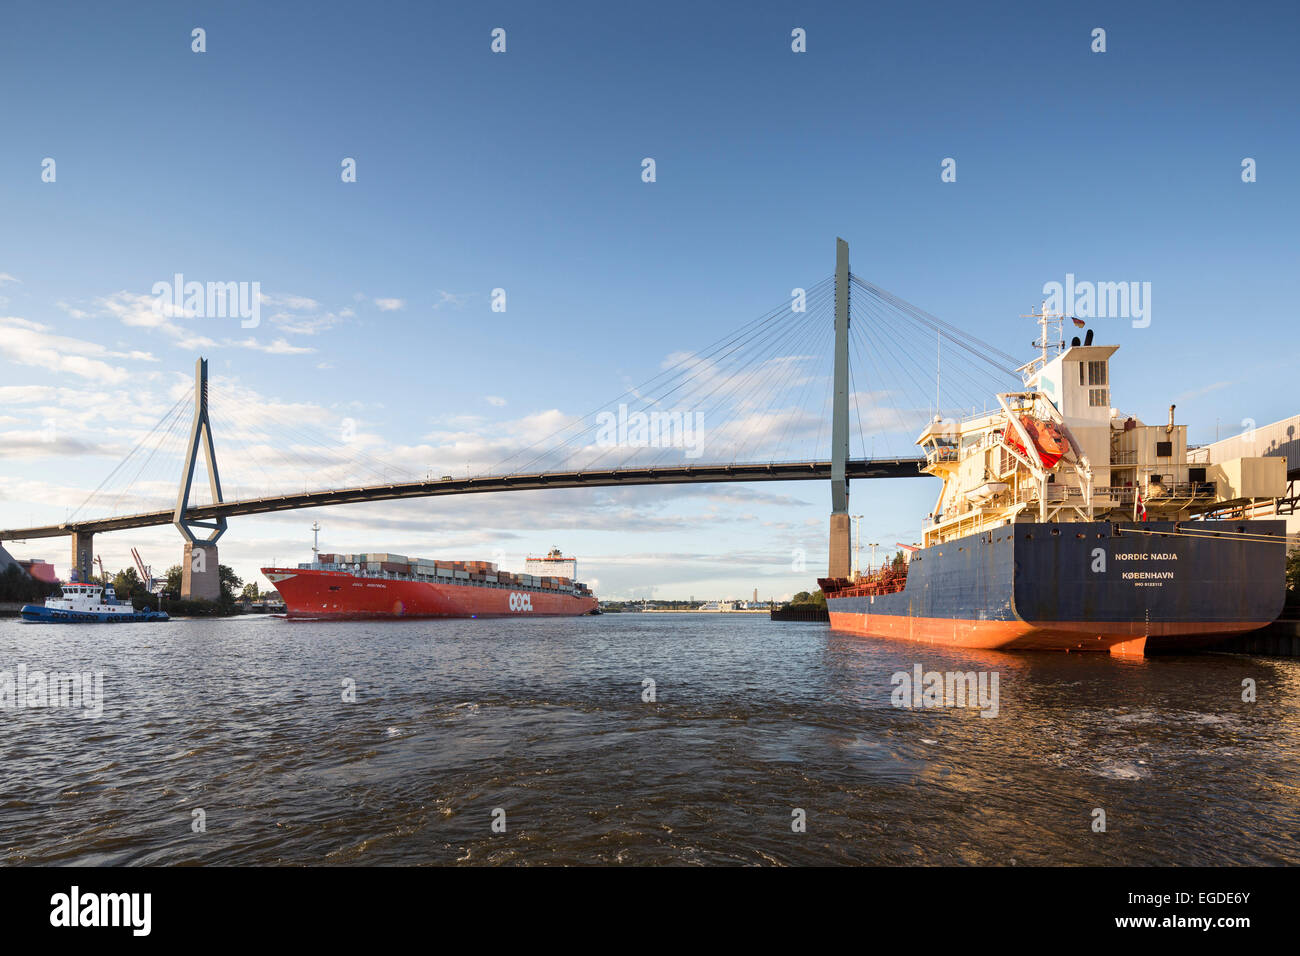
[828,238,852,579]
[174,358,227,600]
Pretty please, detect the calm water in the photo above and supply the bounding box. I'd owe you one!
[2,612,1299,866]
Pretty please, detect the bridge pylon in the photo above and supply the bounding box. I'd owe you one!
[174,358,227,601]
[828,238,852,579]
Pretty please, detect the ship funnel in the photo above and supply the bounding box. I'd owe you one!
[1167,404,1176,434]
[1083,329,1094,345]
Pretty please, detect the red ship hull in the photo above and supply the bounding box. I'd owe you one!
[263,567,598,620]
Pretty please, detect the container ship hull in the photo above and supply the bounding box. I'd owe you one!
[822,520,1287,656]
[263,567,598,620]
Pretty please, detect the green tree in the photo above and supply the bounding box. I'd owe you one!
[241,581,260,601]
[0,564,60,603]
[112,566,142,598]
[164,564,183,595]
[789,589,826,607]
[892,550,907,571]
[218,565,242,605]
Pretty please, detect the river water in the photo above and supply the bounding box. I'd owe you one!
[2,612,1298,866]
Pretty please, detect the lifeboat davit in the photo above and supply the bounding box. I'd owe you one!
[1003,415,1067,469]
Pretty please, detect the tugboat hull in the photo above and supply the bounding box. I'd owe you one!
[20,605,170,623]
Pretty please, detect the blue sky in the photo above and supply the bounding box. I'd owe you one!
[1,1,1297,599]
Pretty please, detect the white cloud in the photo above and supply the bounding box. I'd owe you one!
[260,292,319,312]
[374,298,405,312]
[0,430,119,459]
[230,337,316,355]
[1175,380,1231,402]
[97,290,216,349]
[0,273,19,285]
[434,290,472,310]
[56,300,90,319]
[270,312,340,335]
[0,317,131,384]
[486,396,507,407]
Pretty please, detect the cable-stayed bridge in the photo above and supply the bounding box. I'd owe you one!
[0,239,1026,598]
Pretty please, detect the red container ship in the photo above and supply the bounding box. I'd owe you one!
[263,548,597,620]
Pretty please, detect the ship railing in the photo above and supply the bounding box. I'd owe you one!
[941,406,1019,428]
[1110,450,1138,465]
[1097,482,1217,503]
[1009,484,1087,506]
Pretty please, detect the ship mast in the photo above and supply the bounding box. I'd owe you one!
[1029,301,1065,364]
[1016,301,1067,382]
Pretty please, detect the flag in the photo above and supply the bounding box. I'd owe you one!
[1071,317,1086,328]
[1133,488,1147,522]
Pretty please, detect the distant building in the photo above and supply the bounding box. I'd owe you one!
[0,545,58,583]
[18,559,58,584]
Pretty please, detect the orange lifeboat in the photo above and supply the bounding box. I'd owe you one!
[1003,415,1067,469]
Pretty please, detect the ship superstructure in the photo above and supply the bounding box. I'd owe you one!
[915,306,1284,545]
[525,547,579,581]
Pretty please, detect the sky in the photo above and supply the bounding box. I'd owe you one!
[1,1,1298,601]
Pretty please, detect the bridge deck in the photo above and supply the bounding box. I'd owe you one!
[0,458,927,540]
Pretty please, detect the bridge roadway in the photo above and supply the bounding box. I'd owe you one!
[0,457,928,540]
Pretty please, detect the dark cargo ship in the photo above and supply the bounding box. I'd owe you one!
[820,307,1289,655]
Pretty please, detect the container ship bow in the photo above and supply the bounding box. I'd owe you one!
[264,549,597,620]
[820,307,1289,656]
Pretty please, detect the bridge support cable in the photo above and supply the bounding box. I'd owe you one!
[208,383,421,491]
[854,294,1013,413]
[495,276,839,477]
[65,394,189,524]
[849,281,1022,431]
[724,305,836,466]
[622,283,838,469]
[850,275,1022,374]
[106,397,197,519]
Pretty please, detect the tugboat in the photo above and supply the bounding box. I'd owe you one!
[20,582,169,623]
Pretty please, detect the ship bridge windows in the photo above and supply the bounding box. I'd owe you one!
[1079,360,1108,386]
[923,436,958,464]
[1088,388,1109,407]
